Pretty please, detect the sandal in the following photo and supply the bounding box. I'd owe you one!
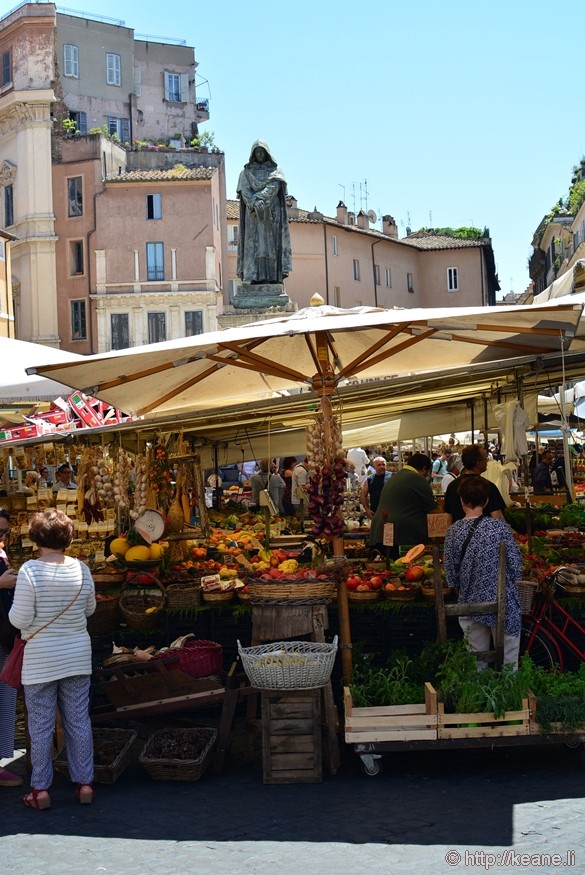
[76,783,94,805]
[0,767,23,788]
[23,788,50,810]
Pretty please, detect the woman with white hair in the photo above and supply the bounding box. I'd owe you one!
[441,454,462,494]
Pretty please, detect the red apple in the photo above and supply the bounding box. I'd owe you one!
[369,575,383,590]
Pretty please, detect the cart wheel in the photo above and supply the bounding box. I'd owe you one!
[360,754,383,777]
[564,738,582,750]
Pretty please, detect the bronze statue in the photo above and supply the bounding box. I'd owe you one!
[236,140,292,286]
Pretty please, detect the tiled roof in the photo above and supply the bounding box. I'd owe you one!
[106,167,215,182]
[400,233,486,251]
[226,199,239,219]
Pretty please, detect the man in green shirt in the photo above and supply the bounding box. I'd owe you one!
[370,453,436,558]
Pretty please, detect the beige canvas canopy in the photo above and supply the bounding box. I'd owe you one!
[28,298,583,419]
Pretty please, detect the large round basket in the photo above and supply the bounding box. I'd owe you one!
[119,573,166,631]
[165,581,202,608]
[383,587,419,602]
[202,590,234,604]
[92,569,125,592]
[346,589,380,602]
[238,636,338,690]
[247,578,336,606]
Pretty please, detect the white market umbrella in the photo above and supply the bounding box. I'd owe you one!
[0,337,82,401]
[28,299,583,419]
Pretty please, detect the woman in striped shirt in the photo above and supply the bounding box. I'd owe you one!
[10,509,96,810]
[0,509,22,789]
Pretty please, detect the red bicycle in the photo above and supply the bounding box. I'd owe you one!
[521,567,585,670]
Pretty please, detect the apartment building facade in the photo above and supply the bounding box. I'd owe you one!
[0,2,215,351]
[227,199,499,311]
[529,159,585,298]
[53,135,226,354]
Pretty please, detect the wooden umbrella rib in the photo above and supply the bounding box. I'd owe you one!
[340,328,436,378]
[214,342,309,382]
[134,362,224,415]
[448,333,556,354]
[473,322,574,337]
[337,324,408,379]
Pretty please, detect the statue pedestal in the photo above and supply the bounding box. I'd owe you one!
[232,282,290,309]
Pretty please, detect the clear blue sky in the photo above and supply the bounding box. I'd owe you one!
[53,0,585,298]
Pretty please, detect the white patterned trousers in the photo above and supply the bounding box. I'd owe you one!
[459,617,521,671]
[24,675,93,790]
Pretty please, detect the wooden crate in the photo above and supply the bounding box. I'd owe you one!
[261,689,322,784]
[344,682,438,743]
[437,699,531,739]
[527,691,585,737]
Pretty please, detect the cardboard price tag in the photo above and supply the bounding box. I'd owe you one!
[382,522,394,547]
[427,513,450,538]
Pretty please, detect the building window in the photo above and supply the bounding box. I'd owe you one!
[68,110,87,134]
[146,242,164,281]
[70,240,84,275]
[227,225,239,251]
[146,193,162,220]
[4,184,13,227]
[71,301,86,340]
[447,267,459,292]
[68,177,83,217]
[333,286,341,307]
[374,264,380,286]
[353,259,360,281]
[106,52,121,86]
[1,50,11,88]
[107,117,130,142]
[164,71,188,102]
[111,313,129,350]
[148,312,166,343]
[332,235,338,256]
[185,311,203,336]
[385,268,392,288]
[407,272,414,293]
[64,44,79,78]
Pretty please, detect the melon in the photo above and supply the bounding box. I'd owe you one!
[149,543,164,560]
[125,545,151,562]
[110,537,130,558]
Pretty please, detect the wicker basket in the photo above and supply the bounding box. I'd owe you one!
[166,581,202,608]
[346,590,380,602]
[92,570,125,592]
[202,590,234,604]
[119,574,166,631]
[238,636,338,690]
[247,578,336,605]
[54,728,137,784]
[383,587,419,602]
[156,638,223,677]
[87,596,120,636]
[517,580,539,614]
[139,727,217,781]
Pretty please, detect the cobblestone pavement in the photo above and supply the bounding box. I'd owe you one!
[1,736,584,875]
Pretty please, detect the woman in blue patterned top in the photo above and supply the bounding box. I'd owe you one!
[444,476,522,670]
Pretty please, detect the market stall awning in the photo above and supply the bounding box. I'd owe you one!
[0,337,82,402]
[28,298,583,419]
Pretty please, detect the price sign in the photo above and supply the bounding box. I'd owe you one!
[382,522,395,546]
[427,513,450,538]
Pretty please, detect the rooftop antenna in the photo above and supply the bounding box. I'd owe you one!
[429,210,432,227]
[360,179,370,213]
[351,182,356,215]
[338,183,346,203]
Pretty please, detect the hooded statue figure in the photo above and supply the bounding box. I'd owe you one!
[236,140,292,285]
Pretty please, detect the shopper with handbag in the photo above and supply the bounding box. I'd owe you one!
[0,509,22,788]
[9,509,96,810]
[444,476,522,670]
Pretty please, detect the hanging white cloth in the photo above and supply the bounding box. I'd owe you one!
[494,399,531,462]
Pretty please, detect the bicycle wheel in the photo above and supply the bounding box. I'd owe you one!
[520,625,561,669]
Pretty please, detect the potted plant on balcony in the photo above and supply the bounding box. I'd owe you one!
[198,130,215,153]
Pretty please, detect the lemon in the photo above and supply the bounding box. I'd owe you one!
[110,537,130,558]
[125,545,151,562]
[149,543,164,560]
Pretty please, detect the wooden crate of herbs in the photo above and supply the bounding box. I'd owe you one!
[344,682,438,743]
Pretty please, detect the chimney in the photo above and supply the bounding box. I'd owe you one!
[287,194,300,219]
[336,200,347,224]
[347,212,355,226]
[357,210,368,230]
[382,214,398,238]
